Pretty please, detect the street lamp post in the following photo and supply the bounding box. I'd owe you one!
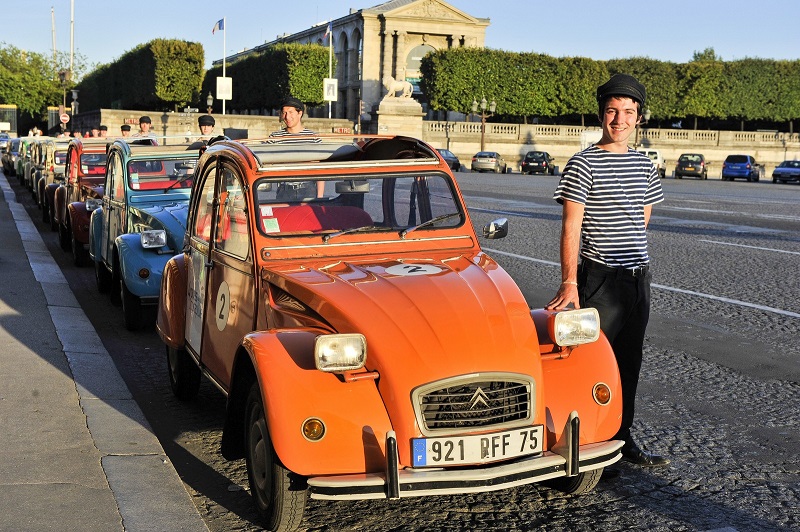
[471,97,496,152]
[58,70,69,133]
[206,92,214,114]
[633,108,652,149]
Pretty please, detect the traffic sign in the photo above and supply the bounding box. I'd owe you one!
[60,113,70,124]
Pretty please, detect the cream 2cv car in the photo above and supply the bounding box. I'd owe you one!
[156,134,624,531]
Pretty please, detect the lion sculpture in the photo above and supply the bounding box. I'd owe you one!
[382,75,413,98]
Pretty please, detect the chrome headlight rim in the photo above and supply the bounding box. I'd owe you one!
[314,333,367,372]
[548,307,601,347]
[140,229,167,249]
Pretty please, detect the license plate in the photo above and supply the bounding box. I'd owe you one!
[682,166,693,171]
[412,425,543,467]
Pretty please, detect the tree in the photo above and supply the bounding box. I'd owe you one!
[0,44,62,117]
[606,57,681,125]
[555,57,608,125]
[679,48,726,129]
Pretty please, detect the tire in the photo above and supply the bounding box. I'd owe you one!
[72,234,87,267]
[544,468,603,495]
[42,199,50,223]
[167,345,200,401]
[49,205,59,231]
[58,222,71,251]
[120,277,143,331]
[95,260,112,293]
[246,381,307,531]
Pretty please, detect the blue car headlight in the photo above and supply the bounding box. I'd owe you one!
[140,230,167,249]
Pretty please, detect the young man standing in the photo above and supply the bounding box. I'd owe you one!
[547,74,668,468]
[120,124,131,137]
[269,97,323,199]
[134,115,153,137]
[197,114,215,138]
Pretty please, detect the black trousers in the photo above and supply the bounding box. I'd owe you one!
[578,260,652,446]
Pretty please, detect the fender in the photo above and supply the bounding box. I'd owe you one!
[156,254,187,349]
[53,185,67,226]
[88,207,104,261]
[530,309,622,448]
[115,233,174,299]
[67,201,92,245]
[237,330,392,476]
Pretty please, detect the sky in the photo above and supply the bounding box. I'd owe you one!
[3,0,799,74]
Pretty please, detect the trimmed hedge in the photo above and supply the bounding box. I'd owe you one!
[77,39,204,111]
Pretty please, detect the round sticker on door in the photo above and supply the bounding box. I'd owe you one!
[215,281,231,331]
[385,264,443,276]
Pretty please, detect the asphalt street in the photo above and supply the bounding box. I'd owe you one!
[5,169,799,531]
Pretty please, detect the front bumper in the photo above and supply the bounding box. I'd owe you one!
[308,412,623,500]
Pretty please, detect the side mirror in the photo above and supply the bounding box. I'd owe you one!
[483,218,508,240]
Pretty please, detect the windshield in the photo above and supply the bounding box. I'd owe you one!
[81,153,107,175]
[725,155,749,164]
[679,154,702,163]
[253,173,463,237]
[127,158,196,190]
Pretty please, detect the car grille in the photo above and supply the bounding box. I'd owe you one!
[412,373,534,436]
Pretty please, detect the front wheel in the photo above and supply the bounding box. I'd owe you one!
[544,468,602,495]
[167,346,200,401]
[120,277,143,331]
[95,260,112,293]
[246,382,307,531]
[72,235,88,267]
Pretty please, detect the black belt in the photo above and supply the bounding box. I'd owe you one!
[580,259,649,278]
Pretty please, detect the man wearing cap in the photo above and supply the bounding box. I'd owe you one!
[120,124,131,137]
[99,125,108,137]
[269,97,324,199]
[134,115,154,137]
[198,114,215,138]
[547,73,667,469]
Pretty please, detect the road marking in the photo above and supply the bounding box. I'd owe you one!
[700,239,800,256]
[484,248,800,319]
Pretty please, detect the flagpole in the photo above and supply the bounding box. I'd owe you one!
[222,16,226,115]
[328,23,332,119]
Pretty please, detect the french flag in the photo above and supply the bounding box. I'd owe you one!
[323,22,331,42]
[212,19,224,35]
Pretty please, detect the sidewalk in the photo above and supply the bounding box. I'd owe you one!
[0,171,208,531]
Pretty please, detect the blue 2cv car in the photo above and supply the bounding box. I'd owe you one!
[89,140,201,330]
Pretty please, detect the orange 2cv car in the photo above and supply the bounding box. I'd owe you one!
[156,135,623,531]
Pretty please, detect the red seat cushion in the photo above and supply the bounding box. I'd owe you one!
[260,204,372,233]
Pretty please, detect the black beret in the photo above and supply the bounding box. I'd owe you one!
[121,124,131,131]
[99,125,108,131]
[280,97,304,112]
[596,74,646,106]
[198,114,215,126]
[139,115,152,124]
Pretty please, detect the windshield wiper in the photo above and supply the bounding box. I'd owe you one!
[164,174,193,192]
[322,225,377,243]
[399,212,461,239]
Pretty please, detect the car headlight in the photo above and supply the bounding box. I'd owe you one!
[85,198,102,211]
[548,308,600,346]
[315,334,367,372]
[140,229,167,249]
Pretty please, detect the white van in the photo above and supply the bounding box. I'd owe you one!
[636,148,666,178]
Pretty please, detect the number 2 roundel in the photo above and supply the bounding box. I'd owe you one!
[385,264,443,276]
[215,281,231,331]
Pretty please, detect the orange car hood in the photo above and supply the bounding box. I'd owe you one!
[267,252,543,433]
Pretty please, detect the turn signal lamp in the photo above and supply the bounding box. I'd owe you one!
[315,334,367,372]
[141,230,167,249]
[593,383,612,405]
[302,418,326,441]
[549,308,600,347]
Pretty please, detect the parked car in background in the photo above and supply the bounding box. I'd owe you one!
[0,132,9,152]
[636,148,666,178]
[15,137,34,185]
[521,150,555,175]
[156,135,623,531]
[54,138,109,266]
[89,141,200,330]
[2,137,21,175]
[674,153,708,180]
[436,148,461,171]
[39,139,70,223]
[471,151,507,173]
[772,160,800,184]
[722,154,760,182]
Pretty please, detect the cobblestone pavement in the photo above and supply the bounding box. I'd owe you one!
[12,173,799,531]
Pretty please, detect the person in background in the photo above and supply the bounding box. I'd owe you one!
[91,126,100,137]
[546,73,668,469]
[269,97,324,200]
[120,124,131,137]
[198,114,215,138]
[134,116,153,137]
[99,125,108,137]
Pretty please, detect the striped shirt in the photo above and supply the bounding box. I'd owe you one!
[553,146,664,268]
[267,128,321,144]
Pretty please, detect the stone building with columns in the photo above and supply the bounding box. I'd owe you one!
[216,0,488,121]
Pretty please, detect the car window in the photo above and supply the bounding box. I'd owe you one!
[193,166,217,244]
[108,153,125,200]
[216,167,250,259]
[725,155,748,163]
[253,173,462,237]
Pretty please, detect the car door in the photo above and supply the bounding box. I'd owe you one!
[185,161,255,388]
[102,151,126,267]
